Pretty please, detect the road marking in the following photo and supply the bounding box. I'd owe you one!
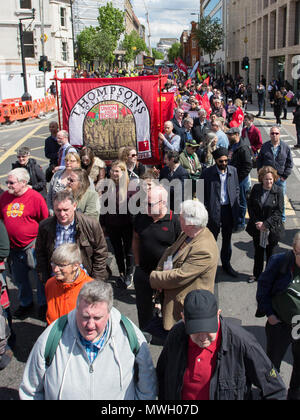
[0,121,48,165]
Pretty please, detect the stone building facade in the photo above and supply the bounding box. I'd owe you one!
[226,0,300,90]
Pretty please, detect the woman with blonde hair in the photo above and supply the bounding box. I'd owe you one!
[120,146,145,180]
[101,160,134,289]
[246,166,284,283]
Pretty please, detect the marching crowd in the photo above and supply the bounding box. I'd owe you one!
[1,72,300,400]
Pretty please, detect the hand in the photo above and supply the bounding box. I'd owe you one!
[158,132,165,141]
[255,221,265,231]
[268,314,281,325]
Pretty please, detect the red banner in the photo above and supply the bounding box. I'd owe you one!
[61,76,169,164]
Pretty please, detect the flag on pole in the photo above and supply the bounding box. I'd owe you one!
[196,68,202,83]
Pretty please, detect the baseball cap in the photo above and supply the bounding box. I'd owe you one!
[184,290,218,334]
[226,127,240,135]
[186,139,199,148]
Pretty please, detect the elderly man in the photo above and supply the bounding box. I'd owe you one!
[35,190,108,284]
[157,289,286,400]
[158,121,181,154]
[55,130,77,172]
[149,200,219,332]
[171,108,186,141]
[20,281,157,400]
[227,126,253,232]
[201,147,240,277]
[132,185,181,331]
[211,119,229,149]
[0,168,49,319]
[192,109,209,144]
[256,126,293,222]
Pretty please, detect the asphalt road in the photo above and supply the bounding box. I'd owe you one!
[0,105,299,400]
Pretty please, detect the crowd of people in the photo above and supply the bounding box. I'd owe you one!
[1,71,300,401]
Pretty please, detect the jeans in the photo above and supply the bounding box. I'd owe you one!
[275,178,286,222]
[266,321,300,400]
[10,248,46,307]
[258,99,264,115]
[238,175,251,227]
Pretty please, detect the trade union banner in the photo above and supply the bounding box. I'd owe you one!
[61,75,171,164]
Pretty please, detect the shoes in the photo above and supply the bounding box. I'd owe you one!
[223,265,239,278]
[0,347,13,371]
[248,276,257,283]
[233,225,245,234]
[13,303,34,320]
[255,114,261,118]
[124,273,133,288]
[294,145,300,149]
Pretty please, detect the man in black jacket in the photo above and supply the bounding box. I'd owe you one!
[227,127,253,232]
[201,147,240,277]
[157,289,286,400]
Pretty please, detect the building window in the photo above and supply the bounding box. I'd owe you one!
[20,0,32,9]
[62,41,68,61]
[23,31,34,57]
[60,8,66,27]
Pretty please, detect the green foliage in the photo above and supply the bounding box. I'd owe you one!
[152,48,164,60]
[122,30,148,65]
[195,16,224,64]
[76,2,125,67]
[167,43,182,63]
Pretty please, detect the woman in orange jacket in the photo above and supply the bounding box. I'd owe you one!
[45,243,94,325]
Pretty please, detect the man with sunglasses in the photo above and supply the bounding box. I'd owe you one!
[201,147,240,277]
[0,168,49,319]
[257,126,293,222]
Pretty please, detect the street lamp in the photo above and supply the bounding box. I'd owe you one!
[19,8,35,101]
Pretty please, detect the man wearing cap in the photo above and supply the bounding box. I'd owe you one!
[179,140,202,177]
[201,147,240,277]
[227,126,253,232]
[156,289,286,400]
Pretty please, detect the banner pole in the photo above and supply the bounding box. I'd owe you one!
[51,70,61,130]
[158,68,164,166]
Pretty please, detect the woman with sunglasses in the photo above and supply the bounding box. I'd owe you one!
[120,146,145,180]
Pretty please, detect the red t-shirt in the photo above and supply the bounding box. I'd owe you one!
[181,324,222,400]
[0,189,48,248]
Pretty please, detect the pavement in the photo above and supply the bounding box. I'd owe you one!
[0,99,300,399]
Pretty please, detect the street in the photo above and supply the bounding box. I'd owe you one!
[0,103,300,400]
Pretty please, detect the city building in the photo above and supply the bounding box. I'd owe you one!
[0,0,74,101]
[156,38,179,61]
[226,0,300,90]
[180,22,200,67]
[202,0,227,76]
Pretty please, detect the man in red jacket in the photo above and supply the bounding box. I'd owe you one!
[0,168,49,320]
[242,113,263,157]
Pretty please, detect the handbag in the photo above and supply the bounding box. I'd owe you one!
[272,279,300,325]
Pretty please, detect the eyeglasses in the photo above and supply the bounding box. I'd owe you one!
[148,200,162,207]
[6,181,18,185]
[129,154,137,157]
[271,132,280,135]
[217,159,228,163]
[51,262,72,270]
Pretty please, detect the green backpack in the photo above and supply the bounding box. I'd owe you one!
[44,313,140,367]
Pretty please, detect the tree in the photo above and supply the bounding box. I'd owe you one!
[121,30,148,67]
[152,49,164,60]
[97,2,125,42]
[195,16,224,66]
[167,43,182,64]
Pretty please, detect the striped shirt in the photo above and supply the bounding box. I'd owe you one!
[79,321,110,364]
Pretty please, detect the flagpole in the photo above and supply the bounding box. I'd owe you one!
[158,68,164,165]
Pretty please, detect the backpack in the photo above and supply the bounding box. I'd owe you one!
[44,313,140,368]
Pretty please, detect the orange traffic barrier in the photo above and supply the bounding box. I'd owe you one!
[0,95,57,124]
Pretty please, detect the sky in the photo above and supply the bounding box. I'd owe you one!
[132,0,201,48]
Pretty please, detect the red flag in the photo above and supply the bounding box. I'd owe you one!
[184,78,192,87]
[201,93,212,118]
[203,76,210,85]
[175,57,188,74]
[230,106,244,127]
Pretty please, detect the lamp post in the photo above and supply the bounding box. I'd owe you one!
[19,8,35,101]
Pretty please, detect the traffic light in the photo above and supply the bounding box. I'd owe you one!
[39,56,51,72]
[242,56,249,70]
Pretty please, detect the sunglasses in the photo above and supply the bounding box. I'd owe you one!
[271,132,280,135]
[129,154,137,157]
[217,159,228,163]
[67,177,78,183]
[6,181,18,185]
